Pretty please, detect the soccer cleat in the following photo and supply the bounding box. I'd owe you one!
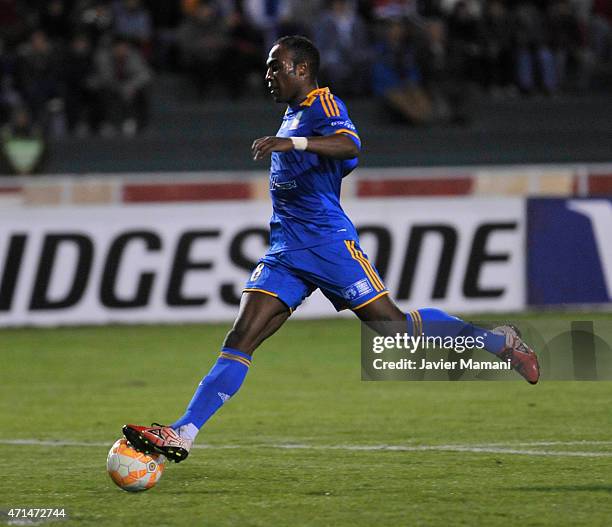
[493,325,540,384]
[122,423,191,463]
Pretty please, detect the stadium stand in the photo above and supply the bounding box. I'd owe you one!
[0,0,610,174]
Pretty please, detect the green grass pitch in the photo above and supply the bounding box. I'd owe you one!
[1,313,611,526]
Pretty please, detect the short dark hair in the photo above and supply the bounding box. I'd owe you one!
[274,35,320,80]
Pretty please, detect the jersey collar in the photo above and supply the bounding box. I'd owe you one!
[295,87,330,109]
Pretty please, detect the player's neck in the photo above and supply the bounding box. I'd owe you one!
[289,83,319,107]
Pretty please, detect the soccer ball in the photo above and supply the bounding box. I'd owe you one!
[106,438,165,492]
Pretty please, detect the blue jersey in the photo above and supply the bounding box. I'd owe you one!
[268,87,361,253]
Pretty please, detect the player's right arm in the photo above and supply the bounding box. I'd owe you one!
[251,134,359,161]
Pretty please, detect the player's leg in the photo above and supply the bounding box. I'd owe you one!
[167,292,289,440]
[303,239,539,384]
[223,291,291,354]
[351,292,404,322]
[353,294,539,383]
[123,292,290,462]
[124,256,309,461]
[167,257,308,443]
[354,293,505,349]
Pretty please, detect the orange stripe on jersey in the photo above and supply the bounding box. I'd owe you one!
[243,288,278,298]
[354,241,385,291]
[350,241,384,291]
[344,240,373,285]
[323,94,335,116]
[334,129,360,142]
[344,240,383,292]
[353,291,390,310]
[329,94,340,116]
[325,94,339,116]
[348,241,381,291]
[300,87,331,107]
[319,94,332,117]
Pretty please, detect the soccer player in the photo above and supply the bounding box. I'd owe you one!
[123,36,539,463]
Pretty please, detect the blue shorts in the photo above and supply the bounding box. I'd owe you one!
[244,239,388,312]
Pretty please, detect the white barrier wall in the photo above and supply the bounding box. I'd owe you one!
[0,198,525,326]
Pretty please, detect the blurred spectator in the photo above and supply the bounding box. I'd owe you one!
[421,18,471,123]
[0,105,47,175]
[513,2,558,93]
[0,0,609,140]
[91,38,152,136]
[62,33,97,136]
[182,0,234,18]
[224,8,264,98]
[242,0,286,49]
[479,0,514,94]
[144,0,183,70]
[16,30,63,126]
[371,19,431,124]
[314,0,371,95]
[241,0,324,52]
[417,0,444,18]
[446,0,481,84]
[591,0,612,63]
[39,0,74,41]
[0,0,30,45]
[547,0,584,90]
[272,0,325,37]
[0,37,20,123]
[74,0,114,48]
[112,0,153,57]
[371,0,418,20]
[177,1,229,96]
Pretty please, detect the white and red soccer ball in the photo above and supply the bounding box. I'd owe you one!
[106,438,165,492]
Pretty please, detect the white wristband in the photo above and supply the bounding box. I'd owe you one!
[290,137,308,151]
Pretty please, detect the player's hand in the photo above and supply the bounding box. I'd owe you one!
[251,136,293,160]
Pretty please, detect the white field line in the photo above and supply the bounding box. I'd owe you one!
[1,439,612,458]
[484,440,612,447]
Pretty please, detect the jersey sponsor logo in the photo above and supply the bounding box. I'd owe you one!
[342,278,374,300]
[250,262,264,282]
[270,174,297,190]
[330,120,355,129]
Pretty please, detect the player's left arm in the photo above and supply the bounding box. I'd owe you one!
[251,134,359,161]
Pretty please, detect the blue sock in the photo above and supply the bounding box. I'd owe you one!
[407,308,505,355]
[171,347,251,431]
